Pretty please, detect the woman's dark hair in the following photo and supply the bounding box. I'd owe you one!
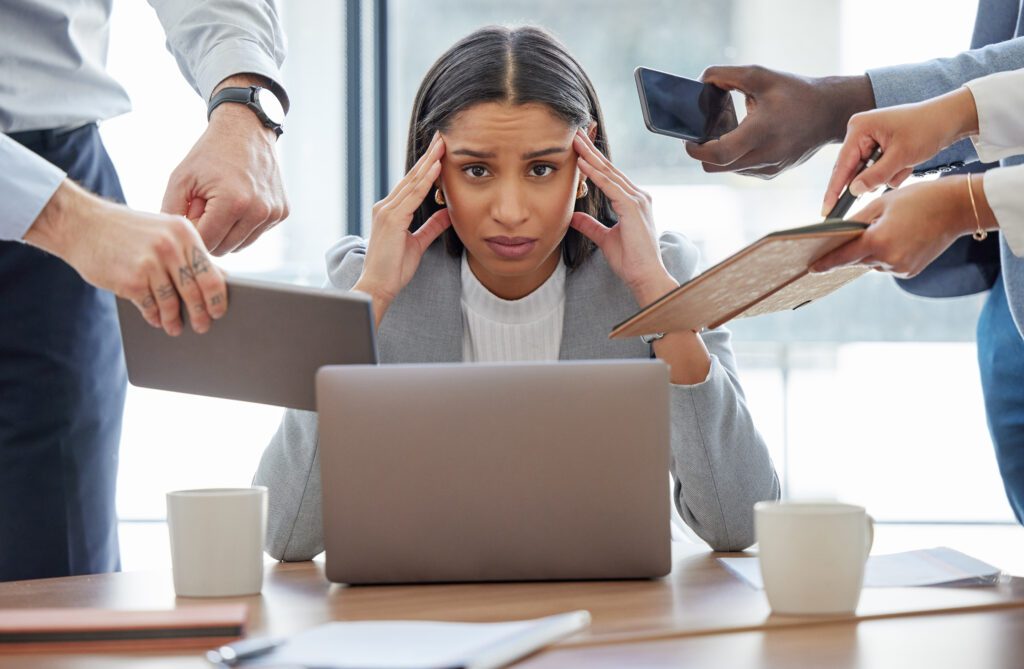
[406,25,616,270]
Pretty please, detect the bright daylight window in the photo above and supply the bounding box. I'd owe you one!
[103,0,1010,569]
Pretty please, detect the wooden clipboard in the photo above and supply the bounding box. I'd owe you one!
[610,221,870,339]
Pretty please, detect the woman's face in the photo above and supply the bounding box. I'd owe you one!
[438,102,586,300]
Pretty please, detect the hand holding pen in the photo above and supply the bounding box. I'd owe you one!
[820,87,980,217]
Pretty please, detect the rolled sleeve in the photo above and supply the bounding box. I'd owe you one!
[966,69,1024,163]
[148,0,288,107]
[193,39,289,109]
[985,165,1024,257]
[0,135,66,241]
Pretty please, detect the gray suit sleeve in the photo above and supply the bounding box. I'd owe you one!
[658,233,781,551]
[867,37,1024,171]
[253,409,325,560]
[253,236,367,560]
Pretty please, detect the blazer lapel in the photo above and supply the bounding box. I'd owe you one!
[560,251,650,361]
[377,242,464,364]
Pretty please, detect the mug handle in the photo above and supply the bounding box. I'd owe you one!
[864,513,875,559]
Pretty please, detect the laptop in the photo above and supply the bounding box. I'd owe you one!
[117,276,377,411]
[316,360,672,584]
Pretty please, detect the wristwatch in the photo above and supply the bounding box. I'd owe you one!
[640,332,665,344]
[207,85,286,137]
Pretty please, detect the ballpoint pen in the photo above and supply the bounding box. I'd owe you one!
[824,145,884,220]
[206,636,284,666]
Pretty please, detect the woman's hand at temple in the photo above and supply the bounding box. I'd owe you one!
[570,128,711,385]
[352,132,451,327]
[569,129,679,306]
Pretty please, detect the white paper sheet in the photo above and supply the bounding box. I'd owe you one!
[244,610,590,669]
[719,547,1001,590]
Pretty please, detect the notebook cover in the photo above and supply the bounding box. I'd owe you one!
[610,223,869,339]
[0,604,247,653]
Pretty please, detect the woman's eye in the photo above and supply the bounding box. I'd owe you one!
[463,165,489,178]
[530,164,555,177]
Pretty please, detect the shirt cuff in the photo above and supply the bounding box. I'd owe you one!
[0,135,66,241]
[193,40,289,111]
[965,71,1024,164]
[985,165,1024,257]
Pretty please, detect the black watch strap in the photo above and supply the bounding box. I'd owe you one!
[208,86,285,137]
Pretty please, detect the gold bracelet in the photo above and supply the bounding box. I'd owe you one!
[968,173,988,241]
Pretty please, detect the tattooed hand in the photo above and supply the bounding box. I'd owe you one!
[24,179,228,336]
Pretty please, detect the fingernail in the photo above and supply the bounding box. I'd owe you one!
[849,180,864,196]
[820,204,829,217]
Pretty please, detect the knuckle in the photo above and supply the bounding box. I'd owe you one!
[228,194,252,218]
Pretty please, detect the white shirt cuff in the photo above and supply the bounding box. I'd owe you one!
[984,165,1024,258]
[965,70,1024,164]
[194,41,289,110]
[0,135,67,241]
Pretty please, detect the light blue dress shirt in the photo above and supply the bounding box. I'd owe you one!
[0,0,287,241]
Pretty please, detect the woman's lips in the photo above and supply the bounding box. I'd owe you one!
[485,237,537,259]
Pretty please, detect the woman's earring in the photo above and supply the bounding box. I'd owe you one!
[434,188,446,206]
[576,180,589,200]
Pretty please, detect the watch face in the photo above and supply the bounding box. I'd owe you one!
[256,87,285,125]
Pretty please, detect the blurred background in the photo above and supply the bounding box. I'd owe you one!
[101,0,1019,569]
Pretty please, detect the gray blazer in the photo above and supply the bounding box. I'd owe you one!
[254,231,780,558]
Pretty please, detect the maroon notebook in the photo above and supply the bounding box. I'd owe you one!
[0,604,247,653]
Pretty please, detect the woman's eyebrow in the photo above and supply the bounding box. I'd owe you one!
[450,148,495,158]
[522,146,568,160]
[448,146,569,160]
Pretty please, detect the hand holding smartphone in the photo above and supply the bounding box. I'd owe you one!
[635,66,738,144]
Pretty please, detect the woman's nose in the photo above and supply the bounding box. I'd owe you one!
[490,180,529,227]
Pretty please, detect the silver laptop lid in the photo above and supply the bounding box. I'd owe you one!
[317,360,672,584]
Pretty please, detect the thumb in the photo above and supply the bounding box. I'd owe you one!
[850,149,908,197]
[161,173,191,216]
[570,211,610,248]
[412,208,451,252]
[186,196,206,225]
[194,194,237,256]
[699,65,760,93]
[810,237,872,274]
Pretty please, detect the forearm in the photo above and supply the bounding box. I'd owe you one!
[253,409,325,561]
[867,37,1024,170]
[668,354,780,551]
[23,180,103,259]
[632,275,712,385]
[1,134,68,242]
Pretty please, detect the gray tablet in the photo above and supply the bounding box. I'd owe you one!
[117,277,376,410]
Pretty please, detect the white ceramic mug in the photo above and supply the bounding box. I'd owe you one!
[754,501,874,615]
[166,486,267,597]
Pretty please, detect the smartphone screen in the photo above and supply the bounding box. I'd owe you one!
[635,67,738,143]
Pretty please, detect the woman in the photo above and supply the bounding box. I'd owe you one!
[255,26,779,559]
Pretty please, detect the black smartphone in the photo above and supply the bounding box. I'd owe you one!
[634,66,738,144]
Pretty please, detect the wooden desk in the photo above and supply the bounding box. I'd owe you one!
[2,543,1022,667]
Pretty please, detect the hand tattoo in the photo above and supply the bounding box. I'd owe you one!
[156,283,176,300]
[179,265,195,285]
[191,247,210,275]
[141,294,156,309]
[210,293,224,306]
